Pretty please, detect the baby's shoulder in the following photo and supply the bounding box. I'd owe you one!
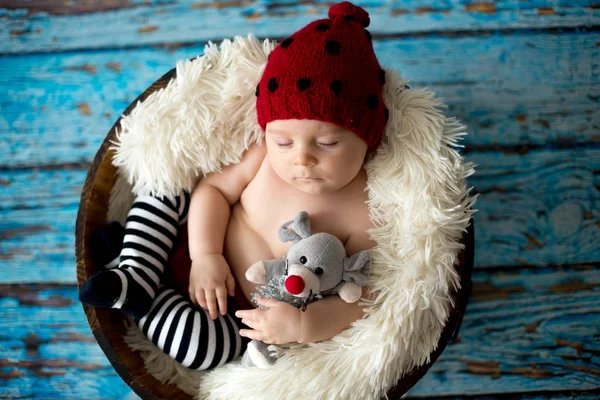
[239,141,267,173]
[200,141,266,205]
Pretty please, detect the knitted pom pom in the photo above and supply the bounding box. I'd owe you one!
[328,1,370,27]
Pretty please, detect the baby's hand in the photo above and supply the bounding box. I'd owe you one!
[189,254,236,320]
[235,297,303,344]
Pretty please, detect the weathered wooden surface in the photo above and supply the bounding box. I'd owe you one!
[1,266,598,398]
[1,0,598,398]
[2,0,599,54]
[0,285,132,398]
[2,31,599,166]
[410,265,600,396]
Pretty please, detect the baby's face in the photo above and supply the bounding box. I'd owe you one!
[265,119,368,195]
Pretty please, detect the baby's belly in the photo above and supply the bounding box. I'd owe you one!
[223,203,275,307]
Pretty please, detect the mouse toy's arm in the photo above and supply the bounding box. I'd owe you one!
[245,259,286,284]
[335,250,372,303]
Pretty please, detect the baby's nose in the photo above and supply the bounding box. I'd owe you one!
[285,275,305,295]
[294,151,317,167]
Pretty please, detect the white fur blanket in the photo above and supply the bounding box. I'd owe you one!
[107,35,476,400]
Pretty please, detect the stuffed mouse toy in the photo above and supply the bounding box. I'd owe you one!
[241,211,371,369]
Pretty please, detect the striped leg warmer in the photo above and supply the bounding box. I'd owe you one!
[80,191,249,369]
[79,192,190,319]
[136,287,248,369]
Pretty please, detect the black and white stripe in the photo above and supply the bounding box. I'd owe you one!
[136,287,246,369]
[104,192,190,269]
[105,191,191,301]
[98,190,247,369]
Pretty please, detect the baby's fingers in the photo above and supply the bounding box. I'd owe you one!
[188,285,198,305]
[216,287,229,316]
[205,290,218,320]
[196,290,207,310]
[226,274,236,298]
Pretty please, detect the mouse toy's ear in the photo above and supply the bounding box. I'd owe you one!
[278,211,312,243]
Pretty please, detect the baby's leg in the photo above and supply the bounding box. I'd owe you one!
[136,287,249,369]
[79,192,190,319]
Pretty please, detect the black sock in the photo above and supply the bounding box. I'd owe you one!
[79,267,155,319]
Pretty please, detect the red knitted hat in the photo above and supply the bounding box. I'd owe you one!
[256,1,388,152]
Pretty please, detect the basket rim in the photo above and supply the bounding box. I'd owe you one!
[74,62,475,400]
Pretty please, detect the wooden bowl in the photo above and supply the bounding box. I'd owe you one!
[75,66,475,400]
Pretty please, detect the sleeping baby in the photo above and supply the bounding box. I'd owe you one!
[79,1,387,370]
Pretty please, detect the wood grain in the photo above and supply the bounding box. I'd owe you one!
[1,0,135,16]
[2,148,598,283]
[409,264,600,396]
[0,285,132,398]
[468,148,600,266]
[1,31,598,167]
[1,264,597,398]
[2,0,599,54]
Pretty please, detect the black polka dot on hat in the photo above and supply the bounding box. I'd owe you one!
[268,78,278,93]
[325,40,341,55]
[384,109,389,121]
[365,29,372,43]
[366,95,378,109]
[281,38,294,48]
[316,23,330,32]
[344,15,356,22]
[330,80,342,96]
[379,69,386,85]
[297,78,311,91]
[255,85,260,97]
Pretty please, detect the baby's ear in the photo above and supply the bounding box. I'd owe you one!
[278,211,312,243]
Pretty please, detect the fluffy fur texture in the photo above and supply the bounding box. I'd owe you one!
[108,34,477,399]
[111,36,276,198]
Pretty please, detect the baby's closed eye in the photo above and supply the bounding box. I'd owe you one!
[317,141,338,147]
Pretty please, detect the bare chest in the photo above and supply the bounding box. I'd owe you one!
[238,159,368,257]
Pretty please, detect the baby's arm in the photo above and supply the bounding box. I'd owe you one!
[188,141,266,319]
[299,230,377,343]
[298,287,371,343]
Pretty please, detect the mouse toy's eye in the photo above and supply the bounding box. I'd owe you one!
[314,267,324,275]
[299,256,307,264]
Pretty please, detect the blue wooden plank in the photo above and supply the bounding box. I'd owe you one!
[419,394,600,399]
[0,169,85,209]
[0,46,193,167]
[1,265,598,397]
[408,264,600,396]
[468,148,600,266]
[0,286,132,399]
[0,169,84,284]
[1,0,599,54]
[416,394,600,399]
[1,30,598,167]
[1,148,598,283]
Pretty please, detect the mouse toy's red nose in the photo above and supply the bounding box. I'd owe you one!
[285,275,305,295]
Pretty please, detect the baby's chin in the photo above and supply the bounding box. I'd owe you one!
[289,178,342,196]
